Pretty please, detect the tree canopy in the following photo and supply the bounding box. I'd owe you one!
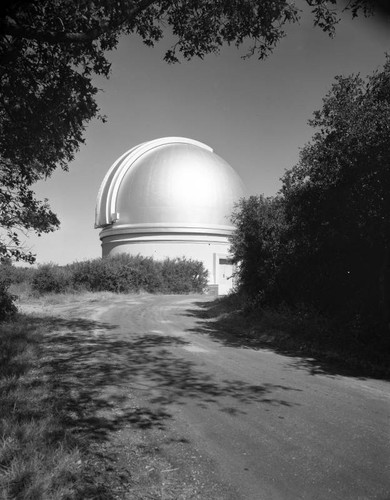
[230,55,390,338]
[0,0,378,262]
[230,195,289,304]
[282,55,390,329]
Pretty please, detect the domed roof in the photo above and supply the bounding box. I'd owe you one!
[95,137,244,231]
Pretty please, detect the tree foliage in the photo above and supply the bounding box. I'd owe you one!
[0,0,376,262]
[230,195,288,304]
[231,56,390,338]
[282,55,390,330]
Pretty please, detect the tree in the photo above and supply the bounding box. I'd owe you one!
[0,0,376,262]
[281,55,390,333]
[230,56,390,340]
[230,195,288,303]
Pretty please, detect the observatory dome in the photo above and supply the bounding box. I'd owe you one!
[95,137,244,230]
[95,137,245,295]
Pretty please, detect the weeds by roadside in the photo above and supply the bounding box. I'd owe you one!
[0,315,82,499]
[10,285,120,308]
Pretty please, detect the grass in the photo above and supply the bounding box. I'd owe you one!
[197,293,390,379]
[0,314,82,500]
[9,281,120,307]
[0,290,178,500]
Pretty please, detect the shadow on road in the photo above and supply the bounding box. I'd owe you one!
[28,311,301,445]
[182,300,390,381]
[26,308,303,498]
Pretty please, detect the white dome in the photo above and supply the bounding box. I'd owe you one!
[95,137,244,231]
[95,137,245,295]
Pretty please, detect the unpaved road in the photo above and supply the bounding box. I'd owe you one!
[35,294,390,499]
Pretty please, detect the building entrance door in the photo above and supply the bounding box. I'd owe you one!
[217,257,233,295]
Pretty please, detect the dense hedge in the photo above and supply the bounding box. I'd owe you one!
[31,263,72,294]
[8,254,208,297]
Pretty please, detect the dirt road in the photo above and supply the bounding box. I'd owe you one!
[37,294,390,499]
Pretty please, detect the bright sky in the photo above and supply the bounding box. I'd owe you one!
[26,4,390,265]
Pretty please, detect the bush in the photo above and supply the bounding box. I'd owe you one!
[161,257,208,294]
[31,264,72,294]
[71,255,146,293]
[68,254,208,295]
[0,277,17,320]
[21,255,208,296]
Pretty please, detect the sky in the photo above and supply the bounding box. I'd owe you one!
[25,3,390,265]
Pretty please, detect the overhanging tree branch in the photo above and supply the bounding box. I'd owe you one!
[0,0,379,263]
[1,0,159,44]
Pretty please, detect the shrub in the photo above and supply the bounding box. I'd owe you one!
[70,255,208,294]
[161,257,208,294]
[31,264,72,294]
[8,266,35,284]
[29,255,208,296]
[71,255,146,293]
[135,255,164,292]
[0,277,17,320]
